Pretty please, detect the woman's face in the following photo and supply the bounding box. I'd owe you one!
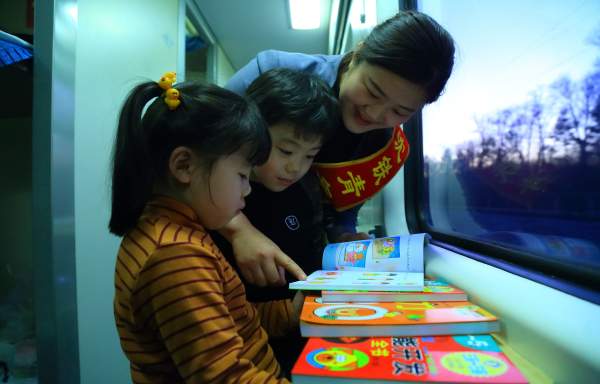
[339,59,428,134]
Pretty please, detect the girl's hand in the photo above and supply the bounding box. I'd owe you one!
[219,213,307,287]
[335,232,373,243]
[291,290,308,326]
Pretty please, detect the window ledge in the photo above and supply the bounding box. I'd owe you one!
[424,244,600,384]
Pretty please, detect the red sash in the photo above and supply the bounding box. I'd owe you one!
[310,126,410,211]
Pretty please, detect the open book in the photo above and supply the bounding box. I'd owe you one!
[289,234,431,292]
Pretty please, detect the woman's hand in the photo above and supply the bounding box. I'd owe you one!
[291,290,308,327]
[335,232,373,243]
[219,213,307,287]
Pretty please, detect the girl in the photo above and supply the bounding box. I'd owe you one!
[110,75,304,383]
[219,10,455,287]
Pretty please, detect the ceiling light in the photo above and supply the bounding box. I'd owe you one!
[65,5,77,23]
[289,0,321,29]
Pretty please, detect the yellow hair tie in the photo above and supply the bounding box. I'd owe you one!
[158,71,180,110]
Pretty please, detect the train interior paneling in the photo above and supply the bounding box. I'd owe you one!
[0,0,598,383]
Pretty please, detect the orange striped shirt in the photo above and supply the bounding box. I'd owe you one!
[114,195,294,383]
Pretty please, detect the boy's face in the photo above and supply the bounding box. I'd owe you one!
[251,122,323,192]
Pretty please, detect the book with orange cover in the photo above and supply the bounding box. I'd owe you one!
[322,280,468,303]
[291,335,528,384]
[300,296,499,337]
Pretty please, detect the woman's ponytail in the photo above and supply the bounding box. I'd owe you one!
[109,82,163,236]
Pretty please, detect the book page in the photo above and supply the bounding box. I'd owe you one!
[289,270,424,291]
[321,233,430,272]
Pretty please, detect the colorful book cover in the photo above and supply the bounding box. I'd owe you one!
[292,335,528,384]
[321,280,467,302]
[300,297,500,337]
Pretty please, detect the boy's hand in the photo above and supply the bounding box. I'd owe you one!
[335,232,373,243]
[291,290,308,327]
[225,215,307,287]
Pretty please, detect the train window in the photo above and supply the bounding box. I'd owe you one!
[411,0,600,294]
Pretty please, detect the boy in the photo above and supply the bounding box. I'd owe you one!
[212,68,339,375]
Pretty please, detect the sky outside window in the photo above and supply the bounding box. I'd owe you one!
[419,0,600,160]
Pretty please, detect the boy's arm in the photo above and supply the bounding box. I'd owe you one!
[132,243,290,384]
[216,213,307,286]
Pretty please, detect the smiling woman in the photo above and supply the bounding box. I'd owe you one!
[218,9,455,294]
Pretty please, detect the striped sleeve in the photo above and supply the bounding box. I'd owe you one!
[132,243,289,384]
[251,300,294,338]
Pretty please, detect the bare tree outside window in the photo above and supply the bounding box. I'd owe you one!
[420,0,600,267]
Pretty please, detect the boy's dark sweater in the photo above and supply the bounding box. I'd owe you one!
[211,174,327,303]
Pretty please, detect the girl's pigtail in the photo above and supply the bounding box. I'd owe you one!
[109,82,163,236]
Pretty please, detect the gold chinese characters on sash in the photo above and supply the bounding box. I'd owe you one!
[310,126,410,211]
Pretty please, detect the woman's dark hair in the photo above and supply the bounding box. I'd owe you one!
[108,80,270,236]
[245,68,340,142]
[346,10,455,104]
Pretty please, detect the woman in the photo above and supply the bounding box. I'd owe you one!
[218,10,455,287]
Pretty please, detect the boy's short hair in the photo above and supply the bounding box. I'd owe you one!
[245,68,340,142]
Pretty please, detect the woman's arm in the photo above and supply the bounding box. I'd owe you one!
[224,57,260,95]
[225,50,342,95]
[217,213,307,286]
[323,203,372,243]
[298,172,327,269]
[336,231,373,243]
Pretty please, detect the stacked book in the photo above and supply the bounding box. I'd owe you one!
[289,234,528,383]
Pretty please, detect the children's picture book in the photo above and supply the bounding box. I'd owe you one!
[289,234,431,292]
[299,296,500,338]
[322,280,468,303]
[290,270,425,292]
[292,335,528,384]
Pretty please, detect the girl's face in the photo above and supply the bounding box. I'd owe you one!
[339,59,428,134]
[188,151,253,230]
